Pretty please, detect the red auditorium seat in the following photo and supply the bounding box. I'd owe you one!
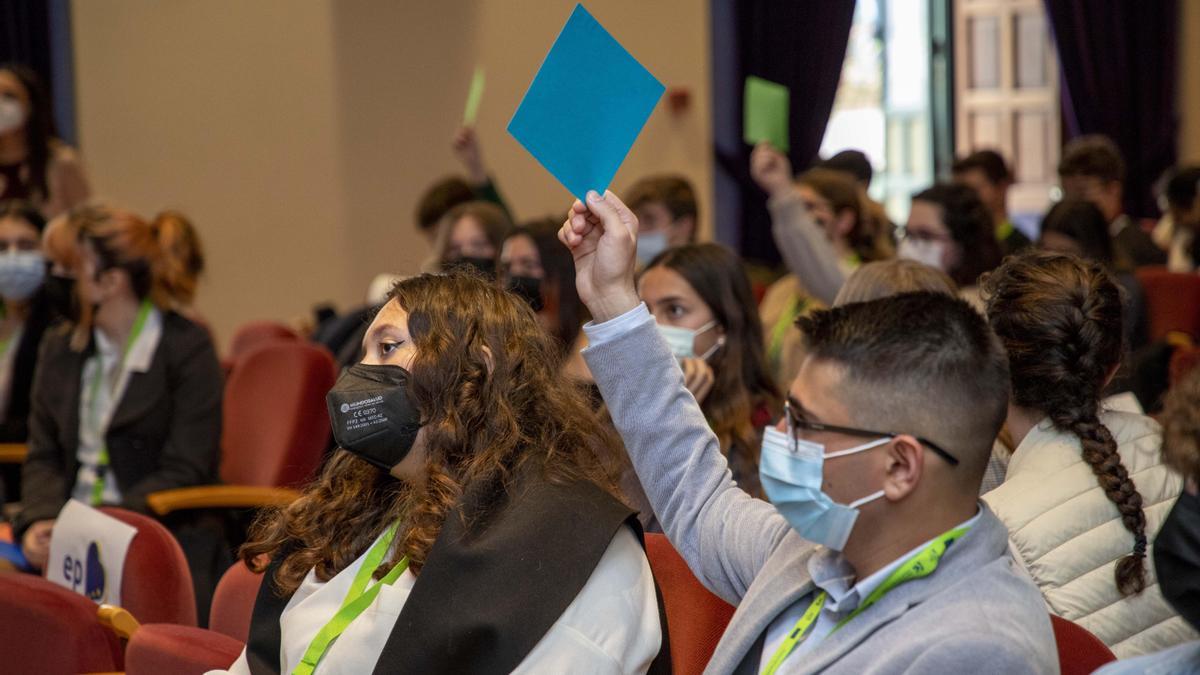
[1135,267,1200,342]
[227,320,301,363]
[1050,614,1117,675]
[645,532,736,675]
[146,340,337,517]
[100,506,198,627]
[125,561,265,675]
[0,573,124,674]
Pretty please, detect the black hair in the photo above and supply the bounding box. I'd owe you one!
[0,64,57,200]
[912,183,1003,288]
[1040,199,1115,266]
[952,149,1012,185]
[797,291,1010,482]
[821,150,873,186]
[0,199,47,233]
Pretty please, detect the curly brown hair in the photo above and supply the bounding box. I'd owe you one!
[983,251,1148,596]
[241,273,623,594]
[1162,366,1200,484]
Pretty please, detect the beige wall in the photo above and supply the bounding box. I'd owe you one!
[70,0,711,351]
[1180,0,1200,162]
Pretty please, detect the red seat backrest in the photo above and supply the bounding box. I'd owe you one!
[100,506,198,627]
[1135,267,1200,342]
[209,561,266,643]
[220,341,337,487]
[645,533,736,675]
[0,573,123,674]
[227,321,301,363]
[1050,614,1116,675]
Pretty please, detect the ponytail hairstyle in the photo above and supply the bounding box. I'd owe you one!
[68,205,204,349]
[983,251,1148,596]
[797,168,892,262]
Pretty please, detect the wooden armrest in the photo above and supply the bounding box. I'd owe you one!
[0,443,27,464]
[98,603,140,640]
[146,485,301,516]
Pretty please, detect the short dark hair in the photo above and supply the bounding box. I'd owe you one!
[911,183,1002,288]
[626,175,698,224]
[797,292,1010,485]
[1165,166,1200,212]
[820,150,873,186]
[952,149,1012,185]
[416,176,476,232]
[1059,135,1125,184]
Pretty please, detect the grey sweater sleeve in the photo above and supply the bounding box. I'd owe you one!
[583,312,791,604]
[770,189,848,306]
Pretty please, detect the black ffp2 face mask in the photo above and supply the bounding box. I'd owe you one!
[506,275,544,312]
[326,364,423,471]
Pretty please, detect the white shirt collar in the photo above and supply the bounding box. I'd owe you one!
[810,507,984,614]
[92,305,163,373]
[1110,214,1131,238]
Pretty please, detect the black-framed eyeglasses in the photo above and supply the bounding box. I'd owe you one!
[784,397,959,467]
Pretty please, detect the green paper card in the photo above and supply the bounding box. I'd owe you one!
[744,76,789,152]
[464,67,486,125]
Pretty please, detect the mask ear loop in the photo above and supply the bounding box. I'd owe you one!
[822,436,891,459]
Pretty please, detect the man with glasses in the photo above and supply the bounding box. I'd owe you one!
[559,190,1057,674]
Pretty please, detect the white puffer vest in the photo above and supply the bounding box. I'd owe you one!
[983,410,1196,657]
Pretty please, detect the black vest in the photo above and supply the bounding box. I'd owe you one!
[245,469,671,674]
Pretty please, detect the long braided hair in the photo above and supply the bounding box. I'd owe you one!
[984,251,1148,596]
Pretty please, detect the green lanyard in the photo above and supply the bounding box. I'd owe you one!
[761,525,970,675]
[768,294,807,369]
[293,523,410,675]
[88,300,153,505]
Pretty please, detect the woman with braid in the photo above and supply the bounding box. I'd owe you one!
[981,251,1194,657]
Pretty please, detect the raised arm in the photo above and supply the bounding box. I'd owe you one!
[561,191,791,603]
[751,143,848,305]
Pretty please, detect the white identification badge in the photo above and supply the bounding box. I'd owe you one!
[46,500,137,605]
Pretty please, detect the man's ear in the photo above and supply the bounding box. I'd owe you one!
[882,435,925,501]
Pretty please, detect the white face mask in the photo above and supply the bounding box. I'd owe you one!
[636,231,670,266]
[657,320,724,361]
[0,98,26,135]
[0,250,46,302]
[898,237,948,271]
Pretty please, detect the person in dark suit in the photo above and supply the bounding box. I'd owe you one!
[1059,135,1167,268]
[15,204,222,572]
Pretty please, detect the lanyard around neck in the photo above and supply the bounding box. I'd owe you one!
[761,525,970,675]
[85,300,153,505]
[292,522,409,675]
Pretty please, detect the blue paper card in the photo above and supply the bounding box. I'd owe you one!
[507,4,664,200]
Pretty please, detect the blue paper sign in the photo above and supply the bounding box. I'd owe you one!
[507,4,665,200]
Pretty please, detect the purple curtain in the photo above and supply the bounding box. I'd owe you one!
[1044,0,1179,218]
[711,0,856,262]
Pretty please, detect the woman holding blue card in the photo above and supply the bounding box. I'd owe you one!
[218,273,667,675]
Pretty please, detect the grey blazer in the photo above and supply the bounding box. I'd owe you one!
[583,310,1060,674]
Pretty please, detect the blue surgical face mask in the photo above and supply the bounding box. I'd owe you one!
[657,320,724,361]
[758,425,888,551]
[636,231,670,266]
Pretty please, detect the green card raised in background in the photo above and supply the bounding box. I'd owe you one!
[464,67,486,125]
[744,76,789,152]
